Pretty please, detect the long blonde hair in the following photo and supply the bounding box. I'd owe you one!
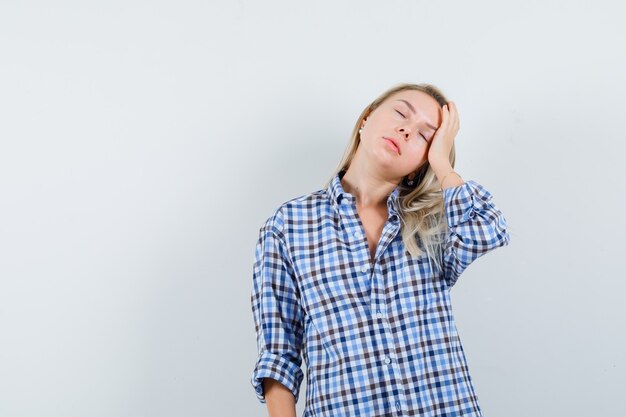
[324,82,455,273]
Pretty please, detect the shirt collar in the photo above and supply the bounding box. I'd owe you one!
[328,169,400,216]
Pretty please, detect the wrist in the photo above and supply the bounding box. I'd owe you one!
[429,159,452,179]
[429,160,463,190]
[440,171,464,190]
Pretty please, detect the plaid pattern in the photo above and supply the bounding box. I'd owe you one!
[250,170,510,416]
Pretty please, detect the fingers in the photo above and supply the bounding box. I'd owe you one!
[438,102,460,135]
[441,103,448,125]
[441,103,450,130]
[444,102,459,132]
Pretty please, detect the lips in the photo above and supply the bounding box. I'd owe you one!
[383,137,400,154]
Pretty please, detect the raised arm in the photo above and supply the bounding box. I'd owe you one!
[440,179,510,288]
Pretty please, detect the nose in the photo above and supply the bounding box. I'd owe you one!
[397,126,411,139]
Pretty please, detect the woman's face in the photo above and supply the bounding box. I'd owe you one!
[359,89,442,178]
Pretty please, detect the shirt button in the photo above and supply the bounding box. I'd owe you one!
[376,311,383,319]
[353,231,362,238]
[396,401,401,411]
[361,265,369,273]
[384,356,391,365]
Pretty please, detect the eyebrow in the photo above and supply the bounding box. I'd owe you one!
[395,99,438,131]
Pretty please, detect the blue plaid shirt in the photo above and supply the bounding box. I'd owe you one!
[250,170,510,416]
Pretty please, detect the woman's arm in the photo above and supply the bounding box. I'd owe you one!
[431,159,465,190]
[263,378,297,417]
[432,159,511,288]
[250,211,306,411]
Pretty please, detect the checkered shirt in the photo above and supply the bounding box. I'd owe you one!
[250,170,510,416]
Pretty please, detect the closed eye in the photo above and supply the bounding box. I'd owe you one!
[396,110,427,141]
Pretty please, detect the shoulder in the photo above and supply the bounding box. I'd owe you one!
[259,188,328,236]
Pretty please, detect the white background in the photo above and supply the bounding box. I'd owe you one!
[1,1,624,416]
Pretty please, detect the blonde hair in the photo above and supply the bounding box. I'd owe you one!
[324,82,455,273]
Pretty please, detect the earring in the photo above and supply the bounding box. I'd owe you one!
[402,173,417,187]
[404,165,428,187]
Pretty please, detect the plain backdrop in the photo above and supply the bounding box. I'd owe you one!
[1,1,625,416]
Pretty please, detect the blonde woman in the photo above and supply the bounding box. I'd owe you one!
[250,83,510,417]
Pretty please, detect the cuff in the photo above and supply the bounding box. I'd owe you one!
[250,350,305,404]
[442,180,494,229]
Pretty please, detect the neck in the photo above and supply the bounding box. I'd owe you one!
[340,160,398,209]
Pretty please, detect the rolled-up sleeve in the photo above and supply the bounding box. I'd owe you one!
[441,180,510,288]
[250,219,305,404]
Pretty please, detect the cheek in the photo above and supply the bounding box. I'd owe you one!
[404,142,428,161]
[407,140,428,153]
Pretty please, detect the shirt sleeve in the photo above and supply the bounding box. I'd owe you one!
[249,220,305,405]
[441,180,510,289]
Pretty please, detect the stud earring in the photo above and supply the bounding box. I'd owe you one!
[402,173,417,187]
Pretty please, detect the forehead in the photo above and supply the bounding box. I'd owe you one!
[385,90,442,126]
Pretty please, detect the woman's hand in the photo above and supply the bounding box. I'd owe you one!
[428,101,460,167]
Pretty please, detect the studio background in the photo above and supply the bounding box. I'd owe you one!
[0,1,624,416]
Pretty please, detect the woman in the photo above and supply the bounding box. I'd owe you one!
[250,83,510,417]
